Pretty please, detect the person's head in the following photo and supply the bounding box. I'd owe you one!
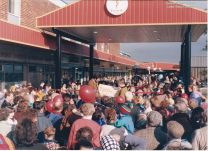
[80,103,95,116]
[167,121,184,139]
[0,108,14,121]
[191,107,207,129]
[44,126,56,141]
[15,118,37,146]
[76,127,93,143]
[23,109,38,123]
[13,96,24,106]
[16,100,29,112]
[104,108,117,124]
[5,92,14,104]
[174,101,188,113]
[33,101,45,112]
[125,91,133,101]
[74,139,93,150]
[147,111,162,127]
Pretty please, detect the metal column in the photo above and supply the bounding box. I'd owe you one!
[55,32,62,89]
[180,42,185,79]
[183,25,192,93]
[89,44,94,80]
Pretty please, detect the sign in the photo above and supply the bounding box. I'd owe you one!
[98,84,119,97]
[106,0,128,16]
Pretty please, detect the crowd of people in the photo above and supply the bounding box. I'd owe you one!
[0,73,207,150]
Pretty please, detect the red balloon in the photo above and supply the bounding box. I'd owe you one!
[115,96,125,105]
[79,85,96,103]
[53,95,64,105]
[181,93,188,99]
[45,101,54,113]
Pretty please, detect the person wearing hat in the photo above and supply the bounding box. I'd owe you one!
[114,104,135,134]
[163,121,192,150]
[67,103,101,149]
[134,111,168,150]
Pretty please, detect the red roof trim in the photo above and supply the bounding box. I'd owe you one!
[37,0,207,28]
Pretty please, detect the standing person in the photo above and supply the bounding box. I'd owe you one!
[191,110,208,150]
[88,76,98,90]
[67,103,101,149]
[134,111,168,150]
[1,92,14,108]
[115,104,135,134]
[118,78,128,98]
[163,121,192,150]
[33,101,52,143]
[189,85,206,106]
[0,108,17,137]
[15,118,48,150]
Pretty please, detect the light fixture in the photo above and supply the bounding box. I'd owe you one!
[108,38,112,41]
[93,31,98,34]
[156,38,160,41]
[153,30,158,33]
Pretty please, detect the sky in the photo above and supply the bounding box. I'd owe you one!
[55,0,207,64]
[121,0,207,64]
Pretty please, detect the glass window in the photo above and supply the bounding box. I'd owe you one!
[4,64,13,73]
[8,0,15,14]
[14,65,23,73]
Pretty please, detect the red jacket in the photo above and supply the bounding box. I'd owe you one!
[67,119,101,149]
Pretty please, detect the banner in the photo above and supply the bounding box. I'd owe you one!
[98,84,119,97]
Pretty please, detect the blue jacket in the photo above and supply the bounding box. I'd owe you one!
[115,114,135,134]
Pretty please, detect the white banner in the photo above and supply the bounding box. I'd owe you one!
[98,84,119,97]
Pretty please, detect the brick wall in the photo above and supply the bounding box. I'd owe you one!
[0,0,8,20]
[109,43,120,55]
[21,0,58,28]
[96,43,120,55]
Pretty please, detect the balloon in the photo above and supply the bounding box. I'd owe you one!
[115,96,125,105]
[53,95,64,105]
[45,101,54,113]
[181,93,188,99]
[79,85,96,103]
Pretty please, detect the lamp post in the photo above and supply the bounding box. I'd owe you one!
[147,66,151,84]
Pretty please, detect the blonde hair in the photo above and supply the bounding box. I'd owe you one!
[80,103,95,116]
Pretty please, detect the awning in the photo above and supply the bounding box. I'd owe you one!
[36,0,207,43]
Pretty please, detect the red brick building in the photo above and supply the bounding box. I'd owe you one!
[0,0,135,88]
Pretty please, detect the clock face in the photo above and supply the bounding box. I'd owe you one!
[106,0,128,16]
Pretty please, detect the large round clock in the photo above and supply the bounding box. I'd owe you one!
[106,0,128,16]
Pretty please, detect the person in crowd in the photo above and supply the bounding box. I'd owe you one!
[14,118,47,150]
[55,103,82,146]
[100,135,120,150]
[115,104,135,133]
[100,108,128,139]
[190,107,206,131]
[67,103,101,149]
[125,91,134,109]
[163,120,192,150]
[191,109,208,150]
[14,99,29,123]
[0,108,17,137]
[170,101,193,141]
[92,109,106,126]
[1,92,14,108]
[74,139,94,150]
[33,101,52,143]
[189,85,206,106]
[118,78,128,98]
[134,111,168,150]
[43,127,60,150]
